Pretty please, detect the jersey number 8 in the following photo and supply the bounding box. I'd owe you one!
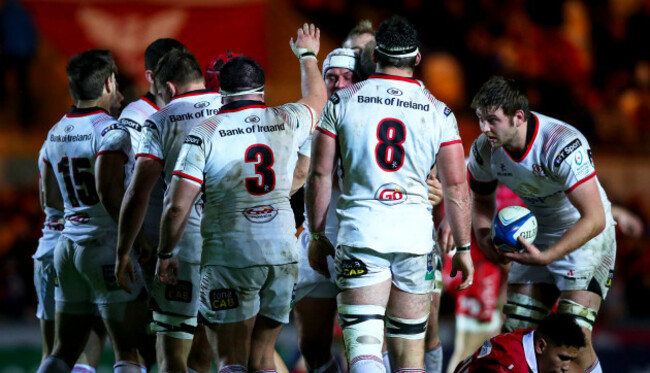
[375,118,406,172]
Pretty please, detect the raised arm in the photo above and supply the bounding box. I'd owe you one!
[292,23,328,117]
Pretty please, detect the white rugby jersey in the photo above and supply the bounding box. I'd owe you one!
[34,142,64,259]
[173,100,316,267]
[467,112,614,246]
[118,92,163,242]
[42,107,131,242]
[136,90,221,261]
[318,74,461,255]
[298,136,341,245]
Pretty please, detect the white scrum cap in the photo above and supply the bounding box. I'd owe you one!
[322,48,359,78]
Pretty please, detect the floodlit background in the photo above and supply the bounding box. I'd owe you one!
[1,0,649,371]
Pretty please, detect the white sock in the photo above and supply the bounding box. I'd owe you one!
[382,351,391,373]
[349,355,385,373]
[72,364,96,373]
[219,365,248,373]
[37,356,71,373]
[424,343,443,373]
[114,361,145,373]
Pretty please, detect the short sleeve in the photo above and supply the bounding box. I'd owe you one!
[137,118,164,162]
[173,130,208,186]
[98,123,131,156]
[467,136,498,194]
[317,96,338,139]
[298,134,313,157]
[548,134,597,193]
[438,105,462,147]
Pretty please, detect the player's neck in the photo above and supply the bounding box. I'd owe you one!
[376,66,414,78]
[75,98,108,111]
[176,82,206,96]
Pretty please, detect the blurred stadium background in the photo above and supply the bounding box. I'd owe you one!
[0,0,649,371]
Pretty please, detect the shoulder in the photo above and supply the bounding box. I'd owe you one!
[535,112,589,167]
[94,114,128,137]
[330,80,371,105]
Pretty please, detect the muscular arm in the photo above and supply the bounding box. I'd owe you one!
[437,143,473,289]
[158,177,201,256]
[116,157,163,258]
[42,163,63,212]
[305,131,336,233]
[96,152,127,222]
[507,177,606,265]
[293,24,328,117]
[291,153,310,196]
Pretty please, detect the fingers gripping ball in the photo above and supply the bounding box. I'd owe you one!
[490,206,537,252]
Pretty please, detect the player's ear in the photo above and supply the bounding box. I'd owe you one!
[414,52,421,67]
[104,75,114,93]
[144,70,154,85]
[535,336,548,355]
[514,109,526,127]
[166,81,177,98]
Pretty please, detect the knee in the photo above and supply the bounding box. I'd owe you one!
[502,293,550,332]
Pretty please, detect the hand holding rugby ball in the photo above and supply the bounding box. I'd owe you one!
[490,206,538,252]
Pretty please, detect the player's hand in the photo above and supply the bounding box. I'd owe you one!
[450,251,474,290]
[613,206,644,238]
[427,175,443,206]
[290,23,321,59]
[115,254,135,293]
[476,230,511,265]
[156,256,179,285]
[501,237,550,266]
[308,238,334,278]
[436,216,455,253]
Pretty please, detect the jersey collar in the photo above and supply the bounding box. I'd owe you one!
[66,106,109,118]
[368,73,421,86]
[218,100,267,114]
[504,113,539,162]
[171,89,217,101]
[142,92,159,110]
[523,330,538,373]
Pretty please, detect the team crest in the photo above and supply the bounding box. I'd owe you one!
[532,164,546,178]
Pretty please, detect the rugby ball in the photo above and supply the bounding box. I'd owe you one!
[490,206,537,252]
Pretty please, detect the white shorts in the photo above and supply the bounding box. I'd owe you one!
[334,245,436,294]
[294,228,338,302]
[54,234,145,320]
[151,259,200,318]
[199,263,298,324]
[508,226,616,299]
[34,251,57,321]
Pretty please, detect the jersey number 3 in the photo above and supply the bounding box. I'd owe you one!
[245,144,276,195]
[375,118,406,171]
[57,157,99,207]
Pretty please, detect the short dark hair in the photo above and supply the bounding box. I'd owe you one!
[358,40,377,80]
[536,313,586,349]
[144,38,186,71]
[374,16,419,69]
[471,76,530,118]
[66,49,118,101]
[219,56,265,94]
[346,19,375,40]
[153,49,203,88]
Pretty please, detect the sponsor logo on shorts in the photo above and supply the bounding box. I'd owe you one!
[184,135,203,146]
[426,252,434,280]
[165,280,193,303]
[209,289,239,311]
[606,269,614,288]
[102,265,121,291]
[340,259,368,278]
[553,139,582,167]
[374,183,407,205]
[243,205,278,223]
[194,101,210,109]
[290,283,297,309]
[245,115,260,124]
[54,274,59,287]
[387,87,403,96]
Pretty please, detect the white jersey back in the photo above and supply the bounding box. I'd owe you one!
[119,92,163,243]
[42,107,131,242]
[318,74,461,255]
[136,89,221,233]
[173,100,316,267]
[467,112,614,245]
[35,141,64,259]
